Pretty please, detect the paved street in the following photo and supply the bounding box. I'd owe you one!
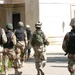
[1,45,70,75]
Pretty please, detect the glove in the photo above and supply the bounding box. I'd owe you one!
[44,40,49,46]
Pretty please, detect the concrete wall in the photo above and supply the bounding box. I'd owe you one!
[39,0,75,37]
[0,8,6,28]
[25,0,39,32]
[2,0,25,4]
[0,0,39,32]
[39,0,75,44]
[39,3,71,37]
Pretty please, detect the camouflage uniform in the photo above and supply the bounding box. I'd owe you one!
[62,18,75,75]
[14,21,28,67]
[33,45,46,75]
[31,21,49,75]
[0,28,7,70]
[3,23,22,75]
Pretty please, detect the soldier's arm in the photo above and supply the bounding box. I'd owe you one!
[62,32,69,52]
[11,33,16,45]
[1,28,7,44]
[42,31,49,46]
[24,30,28,45]
[30,32,36,47]
[14,29,16,35]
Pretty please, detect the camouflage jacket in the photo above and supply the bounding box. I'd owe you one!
[62,31,75,60]
[30,29,47,47]
[14,29,28,45]
[1,28,7,44]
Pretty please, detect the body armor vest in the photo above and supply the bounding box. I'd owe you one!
[15,27,25,41]
[67,29,75,54]
[26,28,31,40]
[4,30,13,49]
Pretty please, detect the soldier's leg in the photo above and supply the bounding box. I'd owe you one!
[34,53,40,75]
[39,69,45,75]
[68,60,75,75]
[40,52,46,67]
[39,52,46,75]
[0,53,3,70]
[39,62,45,75]
[35,63,45,75]
[13,59,22,75]
[4,53,9,75]
[16,47,21,67]
[21,46,25,66]
[71,63,75,75]
[0,46,3,70]
[10,50,22,75]
[28,42,31,58]
[35,62,41,75]
[28,48,31,58]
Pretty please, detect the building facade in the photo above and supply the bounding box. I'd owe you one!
[39,0,75,44]
[0,0,39,31]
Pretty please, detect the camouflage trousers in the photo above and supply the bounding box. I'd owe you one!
[3,48,22,75]
[3,48,16,70]
[68,54,75,75]
[16,41,25,66]
[0,46,3,70]
[33,45,46,75]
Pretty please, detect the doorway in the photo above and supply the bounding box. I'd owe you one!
[12,13,20,30]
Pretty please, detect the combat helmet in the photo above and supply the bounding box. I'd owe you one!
[26,25,30,28]
[70,18,75,26]
[18,21,24,27]
[35,21,42,28]
[6,23,13,30]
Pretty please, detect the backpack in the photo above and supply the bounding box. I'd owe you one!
[67,30,75,54]
[31,30,44,46]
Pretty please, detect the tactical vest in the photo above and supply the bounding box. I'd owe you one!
[15,27,25,41]
[26,28,31,40]
[67,30,75,54]
[4,31,14,49]
[0,27,2,45]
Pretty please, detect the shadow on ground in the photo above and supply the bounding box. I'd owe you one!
[26,53,68,64]
[47,53,68,64]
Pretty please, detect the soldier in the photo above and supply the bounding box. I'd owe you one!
[14,21,28,67]
[62,18,75,75]
[0,26,7,71]
[3,23,22,75]
[30,21,49,75]
[26,25,32,59]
